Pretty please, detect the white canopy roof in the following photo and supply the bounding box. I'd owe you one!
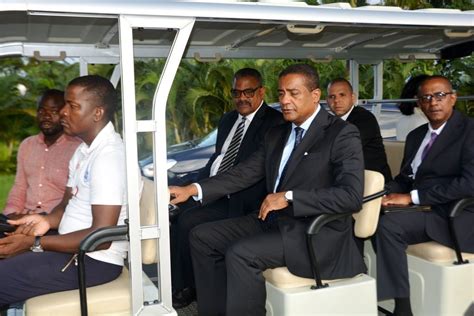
[0,0,472,62]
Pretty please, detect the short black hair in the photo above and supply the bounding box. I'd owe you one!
[418,75,453,94]
[399,74,429,115]
[234,68,263,86]
[67,75,117,121]
[327,78,353,93]
[279,64,320,91]
[38,89,64,109]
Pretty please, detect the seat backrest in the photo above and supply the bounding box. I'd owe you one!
[383,140,405,176]
[140,177,159,264]
[352,170,385,238]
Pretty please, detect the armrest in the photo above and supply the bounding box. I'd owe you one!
[448,198,474,265]
[78,225,129,316]
[305,189,386,289]
[306,189,386,235]
[306,212,352,289]
[449,197,474,218]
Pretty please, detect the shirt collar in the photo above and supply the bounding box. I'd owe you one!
[340,105,355,121]
[428,120,447,135]
[292,103,321,132]
[80,121,115,155]
[37,132,68,146]
[238,100,264,123]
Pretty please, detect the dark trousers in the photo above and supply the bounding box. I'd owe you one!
[189,213,284,316]
[0,251,122,305]
[171,199,229,291]
[376,211,431,300]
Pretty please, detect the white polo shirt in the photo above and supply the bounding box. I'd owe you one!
[59,122,127,266]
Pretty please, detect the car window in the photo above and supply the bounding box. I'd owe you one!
[197,129,217,147]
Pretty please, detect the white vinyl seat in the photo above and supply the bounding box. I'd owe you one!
[25,177,159,316]
[383,140,405,176]
[403,198,474,316]
[264,170,385,316]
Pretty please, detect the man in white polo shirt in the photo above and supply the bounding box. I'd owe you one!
[0,75,127,308]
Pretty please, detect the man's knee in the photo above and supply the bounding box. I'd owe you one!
[226,240,254,267]
[377,214,400,237]
[189,222,213,253]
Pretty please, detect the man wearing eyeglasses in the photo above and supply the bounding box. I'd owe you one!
[171,68,284,308]
[376,75,474,316]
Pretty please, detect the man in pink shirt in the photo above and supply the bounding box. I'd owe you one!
[3,89,81,216]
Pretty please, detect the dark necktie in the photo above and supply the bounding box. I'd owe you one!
[275,126,304,192]
[421,132,438,160]
[217,117,246,174]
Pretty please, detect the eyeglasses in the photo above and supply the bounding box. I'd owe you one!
[417,91,454,104]
[230,86,261,98]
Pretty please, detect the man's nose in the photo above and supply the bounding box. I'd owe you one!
[279,94,289,104]
[60,107,68,117]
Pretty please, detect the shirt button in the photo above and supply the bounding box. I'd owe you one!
[45,148,49,152]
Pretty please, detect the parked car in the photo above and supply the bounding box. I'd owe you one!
[139,129,217,184]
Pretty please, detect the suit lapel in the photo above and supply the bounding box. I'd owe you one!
[418,110,463,173]
[270,124,292,188]
[277,109,330,190]
[216,111,238,154]
[409,127,426,159]
[237,103,267,161]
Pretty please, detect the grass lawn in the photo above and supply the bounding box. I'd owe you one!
[0,174,14,212]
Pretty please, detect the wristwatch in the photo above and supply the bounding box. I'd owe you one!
[30,236,44,253]
[284,191,293,203]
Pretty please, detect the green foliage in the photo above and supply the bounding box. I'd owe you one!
[0,174,15,210]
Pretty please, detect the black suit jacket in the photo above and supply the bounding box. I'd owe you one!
[347,106,392,182]
[388,109,474,252]
[197,103,284,217]
[200,108,366,280]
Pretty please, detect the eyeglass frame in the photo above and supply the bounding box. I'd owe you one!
[230,86,262,98]
[417,91,455,104]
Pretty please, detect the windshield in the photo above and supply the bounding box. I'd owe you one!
[196,129,217,148]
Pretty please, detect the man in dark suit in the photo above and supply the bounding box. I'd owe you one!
[376,75,474,316]
[327,78,392,182]
[171,68,283,307]
[170,64,366,316]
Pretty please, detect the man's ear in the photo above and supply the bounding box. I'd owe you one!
[94,106,105,122]
[312,88,321,103]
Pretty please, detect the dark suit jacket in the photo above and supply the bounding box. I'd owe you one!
[388,109,474,252]
[200,108,366,280]
[197,103,284,217]
[347,106,392,182]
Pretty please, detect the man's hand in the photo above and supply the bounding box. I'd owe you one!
[8,214,51,236]
[0,234,35,258]
[382,193,412,206]
[169,185,198,205]
[258,192,288,221]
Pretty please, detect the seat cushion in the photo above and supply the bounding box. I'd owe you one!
[25,268,130,316]
[407,241,474,263]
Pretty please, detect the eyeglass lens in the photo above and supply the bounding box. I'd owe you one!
[231,87,260,98]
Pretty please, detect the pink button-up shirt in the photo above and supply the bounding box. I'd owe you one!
[3,133,81,215]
